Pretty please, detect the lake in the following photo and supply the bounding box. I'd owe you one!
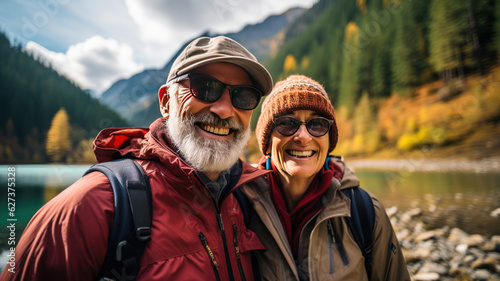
[0,164,499,252]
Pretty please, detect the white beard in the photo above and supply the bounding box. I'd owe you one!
[166,95,251,173]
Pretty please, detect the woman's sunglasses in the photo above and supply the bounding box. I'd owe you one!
[273,116,334,137]
[167,73,263,110]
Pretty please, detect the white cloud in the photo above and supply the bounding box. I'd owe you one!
[25,36,144,95]
[124,0,317,65]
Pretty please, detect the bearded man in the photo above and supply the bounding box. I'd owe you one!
[2,36,273,281]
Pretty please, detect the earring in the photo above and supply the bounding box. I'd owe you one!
[266,154,272,170]
[324,156,331,170]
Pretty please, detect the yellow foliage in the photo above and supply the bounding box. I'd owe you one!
[46,108,72,162]
[405,118,418,134]
[283,54,298,73]
[67,138,96,164]
[345,22,359,44]
[353,93,374,135]
[378,95,402,142]
[336,106,354,141]
[397,134,417,151]
[346,93,380,154]
[397,125,447,152]
[356,0,367,14]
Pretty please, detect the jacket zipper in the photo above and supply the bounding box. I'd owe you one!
[205,181,236,281]
[327,220,335,274]
[199,232,222,281]
[232,225,247,281]
[328,220,349,266]
[216,212,236,280]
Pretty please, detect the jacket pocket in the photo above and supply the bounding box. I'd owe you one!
[199,232,221,281]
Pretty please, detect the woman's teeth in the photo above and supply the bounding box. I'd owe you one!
[287,150,314,157]
[202,124,230,136]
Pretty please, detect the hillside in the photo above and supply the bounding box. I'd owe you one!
[243,0,500,164]
[99,8,305,126]
[0,32,128,164]
[245,0,500,160]
[223,7,305,61]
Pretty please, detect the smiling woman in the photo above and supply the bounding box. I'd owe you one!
[242,74,411,280]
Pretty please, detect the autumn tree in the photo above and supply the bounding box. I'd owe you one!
[283,54,298,73]
[46,108,71,162]
[352,92,379,153]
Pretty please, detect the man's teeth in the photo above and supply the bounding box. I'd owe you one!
[288,150,313,157]
[202,124,230,135]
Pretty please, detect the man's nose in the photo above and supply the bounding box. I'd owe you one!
[209,89,236,120]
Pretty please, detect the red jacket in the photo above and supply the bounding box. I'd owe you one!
[1,118,268,281]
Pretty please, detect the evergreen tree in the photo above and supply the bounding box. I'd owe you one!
[468,0,497,74]
[428,0,471,81]
[372,38,392,98]
[338,22,362,111]
[391,0,432,94]
[496,0,500,51]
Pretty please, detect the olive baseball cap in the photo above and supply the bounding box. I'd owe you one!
[167,36,273,95]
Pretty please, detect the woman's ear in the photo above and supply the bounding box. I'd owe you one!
[158,85,170,118]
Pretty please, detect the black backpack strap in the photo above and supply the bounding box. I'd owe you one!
[233,189,252,227]
[84,158,152,281]
[233,188,262,281]
[341,187,375,276]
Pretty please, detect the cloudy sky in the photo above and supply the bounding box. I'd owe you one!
[1,0,317,95]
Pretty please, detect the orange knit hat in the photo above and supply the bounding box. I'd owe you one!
[255,75,338,155]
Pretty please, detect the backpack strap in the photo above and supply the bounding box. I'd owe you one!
[233,189,252,227]
[233,188,262,281]
[341,187,375,276]
[84,158,152,281]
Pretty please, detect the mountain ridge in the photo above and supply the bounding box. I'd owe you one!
[99,8,305,126]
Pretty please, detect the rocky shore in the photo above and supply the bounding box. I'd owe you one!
[390,205,500,280]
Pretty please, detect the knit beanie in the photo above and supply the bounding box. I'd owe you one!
[256,75,338,155]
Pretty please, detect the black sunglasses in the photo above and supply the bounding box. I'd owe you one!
[273,116,334,137]
[167,73,263,110]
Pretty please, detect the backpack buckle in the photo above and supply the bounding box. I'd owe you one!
[136,227,151,241]
[116,241,127,262]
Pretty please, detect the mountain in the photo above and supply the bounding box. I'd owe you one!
[98,32,207,127]
[0,32,128,163]
[223,7,305,61]
[99,8,305,126]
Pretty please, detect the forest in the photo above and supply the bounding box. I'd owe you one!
[0,33,128,164]
[245,0,500,163]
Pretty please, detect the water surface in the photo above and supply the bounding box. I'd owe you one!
[0,165,499,252]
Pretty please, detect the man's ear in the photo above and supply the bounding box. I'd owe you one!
[158,85,170,118]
